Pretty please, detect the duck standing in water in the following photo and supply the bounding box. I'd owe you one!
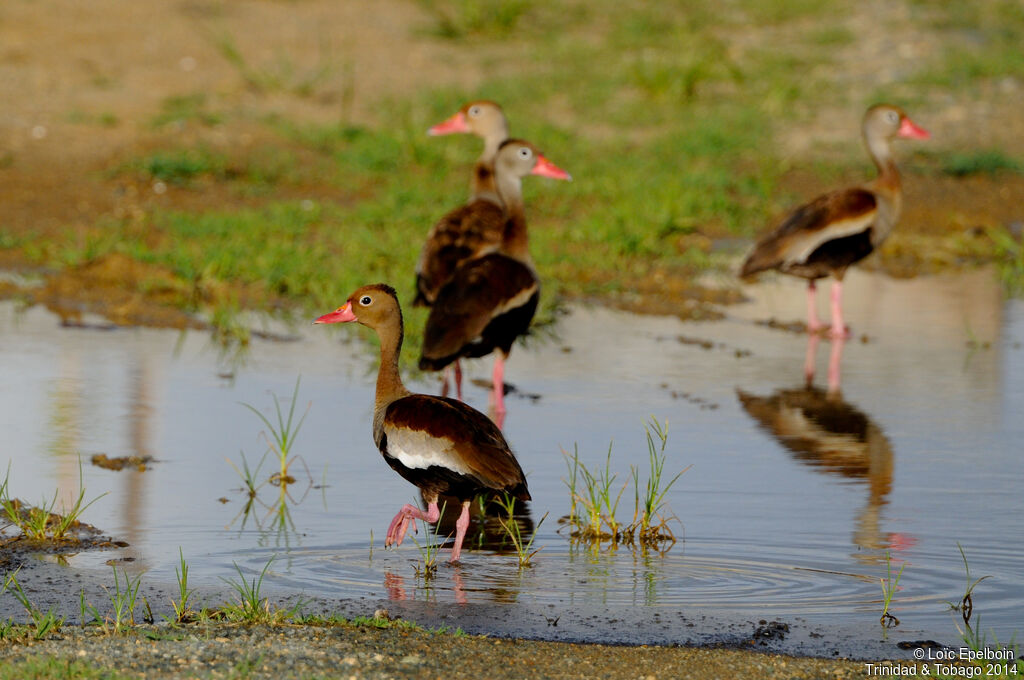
[740,104,929,337]
[419,140,570,418]
[315,284,531,563]
[415,100,510,307]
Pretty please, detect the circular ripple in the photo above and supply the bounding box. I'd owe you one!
[214,534,1024,633]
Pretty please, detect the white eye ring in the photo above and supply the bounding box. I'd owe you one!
[886,111,899,123]
[359,296,372,305]
[469,106,481,117]
[517,147,532,159]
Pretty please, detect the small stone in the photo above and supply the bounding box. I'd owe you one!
[400,654,421,665]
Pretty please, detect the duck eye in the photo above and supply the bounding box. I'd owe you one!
[886,110,899,124]
[517,147,532,159]
[469,106,481,117]
[359,296,372,306]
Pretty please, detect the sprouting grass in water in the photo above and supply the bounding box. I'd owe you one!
[946,542,993,632]
[562,419,688,548]
[241,376,310,484]
[494,493,547,568]
[411,502,446,578]
[629,418,689,545]
[0,460,106,541]
[565,443,627,541]
[879,550,905,627]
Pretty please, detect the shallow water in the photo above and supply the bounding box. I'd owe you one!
[1,266,1021,655]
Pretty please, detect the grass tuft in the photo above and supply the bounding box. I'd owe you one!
[562,419,687,548]
[411,502,446,577]
[494,493,547,568]
[0,460,106,542]
[879,551,904,627]
[240,377,310,484]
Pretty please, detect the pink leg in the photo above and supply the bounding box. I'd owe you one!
[803,333,820,385]
[441,367,451,398]
[491,354,506,415]
[454,360,463,402]
[829,280,851,339]
[827,335,845,394]
[806,281,824,333]
[385,501,440,548]
[449,500,472,563]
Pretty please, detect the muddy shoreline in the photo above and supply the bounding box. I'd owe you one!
[0,554,944,661]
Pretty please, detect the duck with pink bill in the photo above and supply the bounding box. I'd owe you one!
[740,104,929,338]
[314,284,530,564]
[418,139,571,422]
[415,101,511,307]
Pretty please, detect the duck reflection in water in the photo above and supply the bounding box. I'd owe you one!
[737,342,915,561]
[383,568,469,605]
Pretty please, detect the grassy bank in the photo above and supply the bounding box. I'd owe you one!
[2,0,1024,338]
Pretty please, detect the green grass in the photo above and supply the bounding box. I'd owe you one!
[6,0,1021,343]
[563,420,689,548]
[241,377,309,484]
[629,418,689,543]
[0,461,106,541]
[0,657,136,680]
[942,150,1024,177]
[6,572,65,640]
[879,551,905,627]
[494,493,547,568]
[910,0,1024,86]
[217,557,303,625]
[79,568,145,635]
[411,502,446,576]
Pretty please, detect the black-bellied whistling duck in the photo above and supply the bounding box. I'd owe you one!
[414,101,510,307]
[419,140,570,419]
[314,284,530,563]
[740,104,929,338]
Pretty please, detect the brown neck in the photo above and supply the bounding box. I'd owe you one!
[470,133,509,200]
[496,171,531,261]
[470,160,500,201]
[372,313,410,414]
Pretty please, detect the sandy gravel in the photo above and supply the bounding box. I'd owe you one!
[0,623,890,680]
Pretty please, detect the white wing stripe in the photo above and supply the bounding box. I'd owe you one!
[386,428,471,475]
[785,212,875,265]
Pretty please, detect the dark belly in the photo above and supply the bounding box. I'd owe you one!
[784,229,875,280]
